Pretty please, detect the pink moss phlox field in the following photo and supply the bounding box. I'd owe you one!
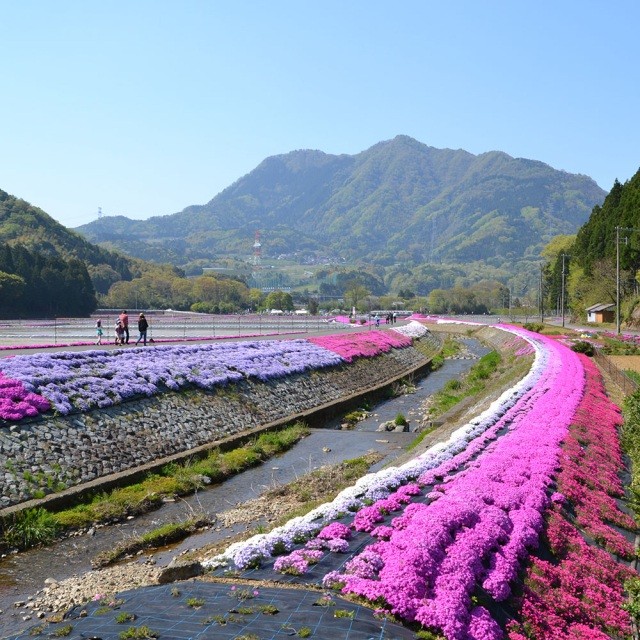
[0,371,50,421]
[507,354,635,639]
[332,332,585,639]
[309,330,411,362]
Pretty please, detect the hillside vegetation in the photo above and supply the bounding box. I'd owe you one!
[541,167,640,325]
[77,136,605,287]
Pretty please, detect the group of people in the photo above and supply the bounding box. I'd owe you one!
[95,310,149,346]
[373,312,398,327]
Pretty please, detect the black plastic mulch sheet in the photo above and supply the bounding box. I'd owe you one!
[212,495,433,587]
[6,582,416,640]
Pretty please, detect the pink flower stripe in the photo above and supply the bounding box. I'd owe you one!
[329,332,585,639]
[507,354,635,639]
[308,330,412,362]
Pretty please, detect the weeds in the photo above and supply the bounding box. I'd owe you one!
[116,612,137,623]
[118,625,159,639]
[1,508,59,550]
[186,597,205,608]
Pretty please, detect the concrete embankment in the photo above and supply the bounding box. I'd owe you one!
[0,345,431,516]
[0,325,517,518]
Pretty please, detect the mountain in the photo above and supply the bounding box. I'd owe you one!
[76,136,606,272]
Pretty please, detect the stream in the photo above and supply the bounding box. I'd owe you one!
[0,338,488,634]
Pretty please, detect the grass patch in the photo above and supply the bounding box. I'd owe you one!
[1,508,59,550]
[2,423,308,554]
[92,516,212,568]
[427,350,502,418]
[602,336,640,355]
[419,347,532,431]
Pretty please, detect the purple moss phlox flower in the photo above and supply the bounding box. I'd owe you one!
[0,339,346,417]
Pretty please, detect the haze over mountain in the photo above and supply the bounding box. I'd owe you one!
[76,136,606,275]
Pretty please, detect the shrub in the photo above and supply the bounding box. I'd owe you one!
[571,340,595,356]
[523,322,544,333]
[444,379,462,391]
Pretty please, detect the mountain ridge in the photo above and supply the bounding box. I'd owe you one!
[76,135,606,273]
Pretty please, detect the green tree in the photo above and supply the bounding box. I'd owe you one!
[344,283,370,311]
[0,270,25,302]
[264,290,294,311]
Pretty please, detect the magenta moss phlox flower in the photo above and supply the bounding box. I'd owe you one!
[309,330,411,362]
[510,354,635,639]
[317,522,352,540]
[335,331,585,638]
[0,372,51,421]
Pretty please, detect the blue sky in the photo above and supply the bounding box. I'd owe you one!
[2,0,639,228]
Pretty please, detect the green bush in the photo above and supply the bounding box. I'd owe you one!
[444,379,462,391]
[523,322,544,333]
[570,340,595,356]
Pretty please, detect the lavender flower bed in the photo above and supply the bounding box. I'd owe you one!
[0,325,429,421]
[0,340,344,417]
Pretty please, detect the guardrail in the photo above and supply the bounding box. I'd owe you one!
[0,313,356,346]
[593,350,639,396]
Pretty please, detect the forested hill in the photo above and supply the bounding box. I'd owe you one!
[0,189,139,316]
[572,169,640,272]
[0,190,132,276]
[76,135,606,270]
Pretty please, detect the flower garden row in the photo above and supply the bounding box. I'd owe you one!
[204,325,637,639]
[0,323,425,421]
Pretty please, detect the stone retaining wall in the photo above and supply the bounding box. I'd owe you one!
[0,346,429,512]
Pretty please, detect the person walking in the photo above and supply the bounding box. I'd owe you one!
[95,319,103,345]
[119,310,130,344]
[136,313,149,346]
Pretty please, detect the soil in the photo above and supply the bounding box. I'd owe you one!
[608,355,640,374]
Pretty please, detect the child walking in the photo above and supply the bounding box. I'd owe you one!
[95,319,104,345]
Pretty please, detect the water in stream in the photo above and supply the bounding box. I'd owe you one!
[0,339,488,634]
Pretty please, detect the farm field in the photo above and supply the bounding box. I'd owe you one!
[609,354,640,372]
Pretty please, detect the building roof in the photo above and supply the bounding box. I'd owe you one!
[585,303,615,312]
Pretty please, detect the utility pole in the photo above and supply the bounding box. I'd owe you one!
[615,226,639,334]
[561,253,570,328]
[617,226,622,334]
[539,264,544,323]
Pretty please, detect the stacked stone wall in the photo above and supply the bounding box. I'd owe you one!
[0,347,427,511]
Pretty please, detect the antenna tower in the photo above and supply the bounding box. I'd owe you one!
[253,230,262,267]
[98,207,103,220]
